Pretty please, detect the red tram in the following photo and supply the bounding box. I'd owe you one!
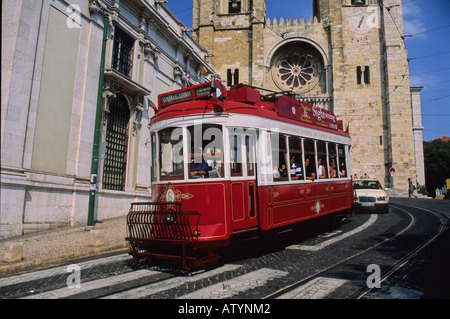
[126,80,353,269]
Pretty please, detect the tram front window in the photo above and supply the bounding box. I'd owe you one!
[159,127,184,180]
[188,124,224,179]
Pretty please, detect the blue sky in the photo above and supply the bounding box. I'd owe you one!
[166,0,450,141]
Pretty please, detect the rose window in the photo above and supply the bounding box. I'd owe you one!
[272,51,322,93]
[280,55,313,87]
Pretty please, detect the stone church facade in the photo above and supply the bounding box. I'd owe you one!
[192,0,425,192]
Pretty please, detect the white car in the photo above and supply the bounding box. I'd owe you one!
[353,179,389,214]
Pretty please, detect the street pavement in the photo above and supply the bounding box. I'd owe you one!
[0,216,128,276]
[1,196,447,282]
[1,197,449,299]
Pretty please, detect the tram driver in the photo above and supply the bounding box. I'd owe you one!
[190,154,208,179]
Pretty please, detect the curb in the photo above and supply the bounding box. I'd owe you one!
[0,243,128,277]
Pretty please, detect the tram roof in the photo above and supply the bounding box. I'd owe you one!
[151,81,350,137]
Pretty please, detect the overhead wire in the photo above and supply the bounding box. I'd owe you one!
[194,1,448,102]
[421,94,450,105]
[412,24,450,36]
[172,0,449,63]
[130,1,448,115]
[178,0,450,135]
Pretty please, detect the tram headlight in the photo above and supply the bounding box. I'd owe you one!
[166,214,175,223]
[193,230,201,237]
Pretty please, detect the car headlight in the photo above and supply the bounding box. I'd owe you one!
[377,196,387,201]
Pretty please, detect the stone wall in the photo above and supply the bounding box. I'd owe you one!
[193,0,419,191]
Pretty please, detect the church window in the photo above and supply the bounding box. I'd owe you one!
[364,66,370,84]
[227,69,232,86]
[228,0,241,14]
[356,66,362,85]
[234,69,239,85]
[356,66,370,85]
[271,43,323,94]
[352,0,366,5]
[227,68,240,87]
[276,54,317,90]
[103,94,130,190]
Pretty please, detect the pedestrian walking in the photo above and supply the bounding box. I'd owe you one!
[408,178,417,198]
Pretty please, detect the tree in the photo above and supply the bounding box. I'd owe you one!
[423,139,450,198]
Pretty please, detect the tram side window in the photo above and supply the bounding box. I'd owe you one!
[230,133,242,176]
[271,133,288,181]
[159,127,184,180]
[304,139,316,180]
[229,129,256,177]
[338,145,347,178]
[188,124,224,179]
[288,137,303,180]
[245,135,255,176]
[317,141,328,179]
[328,143,338,178]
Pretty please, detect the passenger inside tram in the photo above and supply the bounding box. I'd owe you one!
[305,157,316,180]
[273,165,281,179]
[290,156,302,180]
[318,157,327,179]
[329,160,336,178]
[339,161,346,178]
[338,145,347,178]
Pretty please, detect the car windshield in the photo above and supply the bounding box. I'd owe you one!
[353,180,383,190]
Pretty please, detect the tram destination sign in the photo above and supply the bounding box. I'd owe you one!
[158,80,227,110]
[275,95,337,130]
[160,90,192,107]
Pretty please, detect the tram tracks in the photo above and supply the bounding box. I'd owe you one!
[2,203,446,299]
[350,204,447,299]
[264,203,446,299]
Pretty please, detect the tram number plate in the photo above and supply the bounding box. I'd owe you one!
[361,203,375,207]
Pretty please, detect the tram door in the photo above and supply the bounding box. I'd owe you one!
[229,132,259,232]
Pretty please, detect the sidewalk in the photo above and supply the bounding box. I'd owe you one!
[0,216,129,276]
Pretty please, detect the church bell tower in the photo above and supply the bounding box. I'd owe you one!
[192,0,266,87]
[193,0,418,192]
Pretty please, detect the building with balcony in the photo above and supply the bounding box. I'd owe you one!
[1,0,213,238]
